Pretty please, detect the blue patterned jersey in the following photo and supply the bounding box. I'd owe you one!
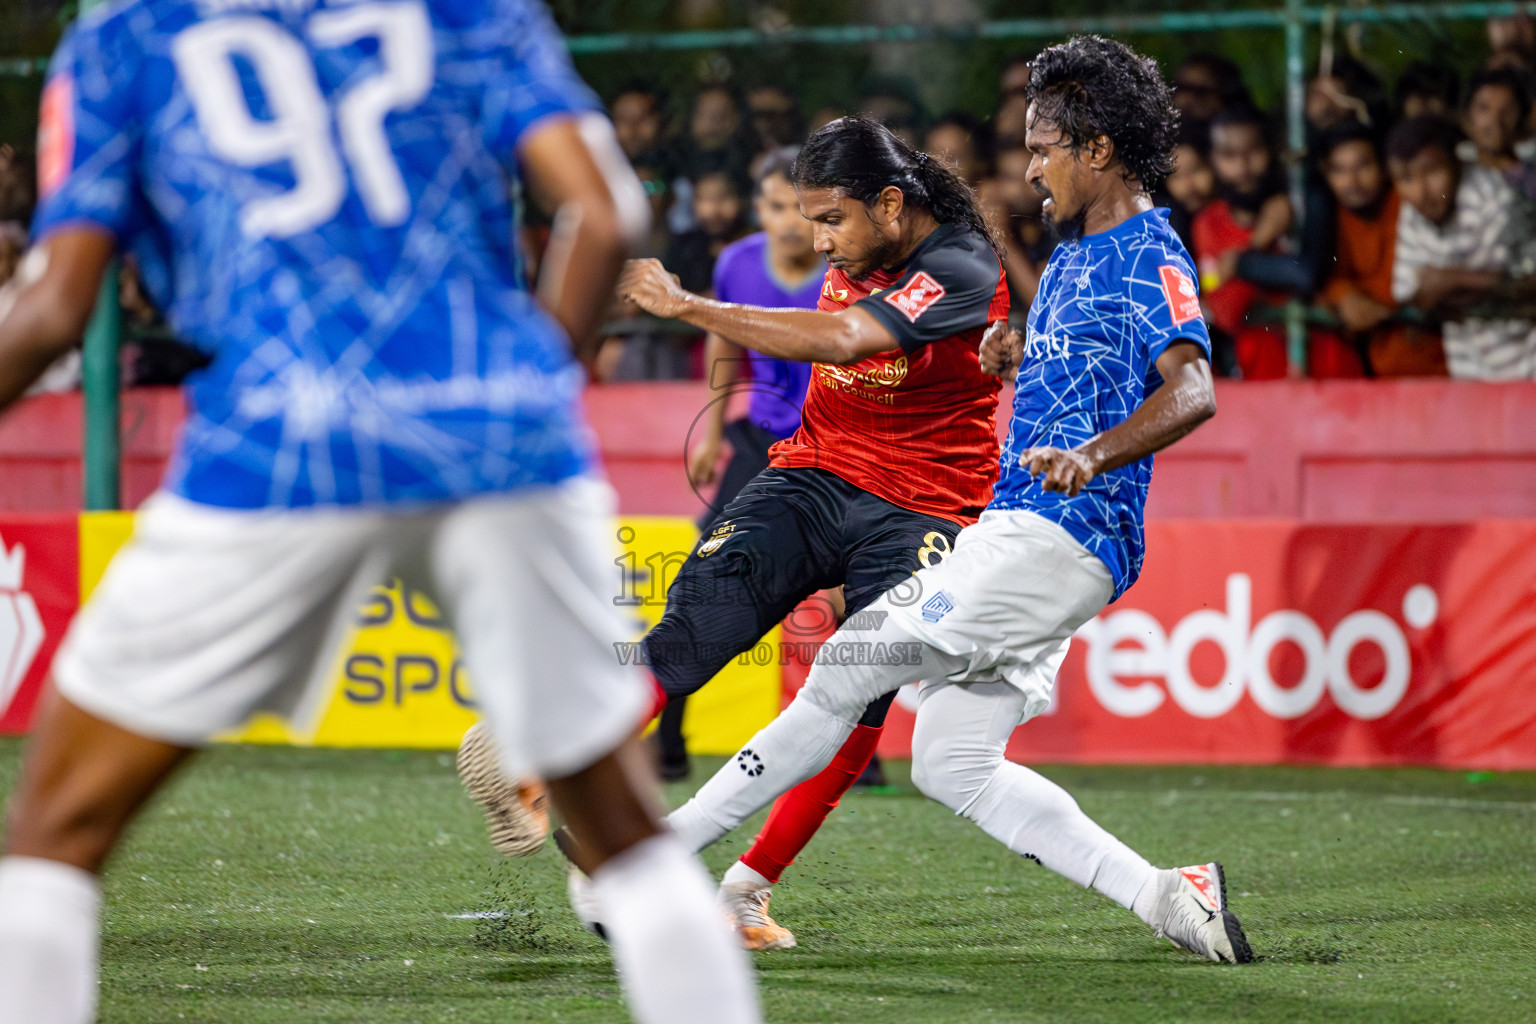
[32,0,602,509]
[989,208,1210,598]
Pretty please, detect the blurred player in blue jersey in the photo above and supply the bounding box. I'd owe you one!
[658,36,1256,965]
[0,3,759,1022]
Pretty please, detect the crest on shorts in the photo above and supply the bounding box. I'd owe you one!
[0,535,44,717]
[697,520,736,557]
[920,589,955,623]
[882,271,947,323]
[1158,265,1202,326]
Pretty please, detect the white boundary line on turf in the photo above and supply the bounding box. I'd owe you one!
[1095,789,1536,812]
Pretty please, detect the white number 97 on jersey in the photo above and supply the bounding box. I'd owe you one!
[172,1,433,239]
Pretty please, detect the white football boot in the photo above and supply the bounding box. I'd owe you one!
[718,881,797,951]
[1147,862,1254,963]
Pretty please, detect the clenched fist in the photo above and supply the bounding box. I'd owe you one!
[617,258,690,320]
[978,320,1024,377]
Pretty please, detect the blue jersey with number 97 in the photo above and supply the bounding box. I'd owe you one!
[32,0,602,509]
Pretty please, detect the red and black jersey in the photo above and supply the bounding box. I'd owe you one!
[768,222,1008,524]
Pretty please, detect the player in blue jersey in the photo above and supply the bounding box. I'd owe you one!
[656,36,1255,964]
[0,3,758,1022]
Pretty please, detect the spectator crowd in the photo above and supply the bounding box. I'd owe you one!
[6,15,1536,381]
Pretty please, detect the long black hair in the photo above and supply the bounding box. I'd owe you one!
[790,115,1002,256]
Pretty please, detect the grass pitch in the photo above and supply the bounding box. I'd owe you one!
[0,741,1532,1023]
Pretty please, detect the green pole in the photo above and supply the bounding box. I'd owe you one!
[1283,0,1309,377]
[82,260,121,511]
[78,0,120,511]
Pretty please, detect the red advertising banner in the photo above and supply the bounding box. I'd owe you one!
[0,518,78,734]
[870,522,1536,769]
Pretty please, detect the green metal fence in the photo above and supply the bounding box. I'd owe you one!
[3,1,1529,507]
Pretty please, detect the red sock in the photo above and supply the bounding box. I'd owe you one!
[646,676,669,723]
[739,723,883,884]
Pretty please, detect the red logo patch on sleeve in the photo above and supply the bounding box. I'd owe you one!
[882,270,947,323]
[1158,264,1202,326]
[37,75,75,200]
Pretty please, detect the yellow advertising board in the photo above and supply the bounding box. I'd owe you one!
[77,512,780,755]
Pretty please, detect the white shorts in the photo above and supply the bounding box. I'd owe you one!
[52,477,649,780]
[882,509,1114,718]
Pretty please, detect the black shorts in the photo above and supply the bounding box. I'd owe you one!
[644,467,961,726]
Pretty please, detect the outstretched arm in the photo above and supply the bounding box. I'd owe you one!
[1020,340,1216,497]
[619,258,898,366]
[0,229,115,414]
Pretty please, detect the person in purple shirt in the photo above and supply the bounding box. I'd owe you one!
[687,147,823,520]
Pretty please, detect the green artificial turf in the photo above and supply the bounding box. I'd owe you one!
[0,741,1532,1022]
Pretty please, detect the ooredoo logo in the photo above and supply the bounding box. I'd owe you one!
[1077,574,1435,722]
[0,534,44,716]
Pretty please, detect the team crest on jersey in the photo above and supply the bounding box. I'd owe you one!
[883,271,946,322]
[821,279,850,303]
[1158,265,1202,326]
[920,589,955,623]
[697,520,736,556]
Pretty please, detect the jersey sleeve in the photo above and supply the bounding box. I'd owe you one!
[853,228,1002,354]
[481,0,603,159]
[29,19,145,244]
[1127,241,1213,365]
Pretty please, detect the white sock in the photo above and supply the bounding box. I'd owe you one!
[1130,868,1168,924]
[591,834,760,1024]
[961,763,1155,910]
[0,856,102,1024]
[721,860,772,889]
[666,697,856,852]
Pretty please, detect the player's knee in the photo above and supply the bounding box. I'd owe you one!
[799,664,887,724]
[909,729,1003,813]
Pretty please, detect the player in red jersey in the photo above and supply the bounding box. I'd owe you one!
[591,116,1007,949]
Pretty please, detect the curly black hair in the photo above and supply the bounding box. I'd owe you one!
[1026,35,1180,191]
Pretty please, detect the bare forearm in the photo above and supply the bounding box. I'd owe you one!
[673,293,871,365]
[1079,365,1215,474]
[701,332,743,433]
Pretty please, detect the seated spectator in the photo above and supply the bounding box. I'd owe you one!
[999,52,1032,97]
[1171,53,1253,126]
[680,83,753,182]
[859,78,924,148]
[610,82,670,165]
[1162,121,1217,255]
[1395,61,1460,121]
[745,83,803,156]
[979,141,1051,309]
[1193,106,1293,378]
[1306,53,1388,135]
[1389,116,1536,378]
[924,112,990,185]
[1460,68,1536,201]
[664,168,751,297]
[992,91,1031,148]
[1315,123,1446,376]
